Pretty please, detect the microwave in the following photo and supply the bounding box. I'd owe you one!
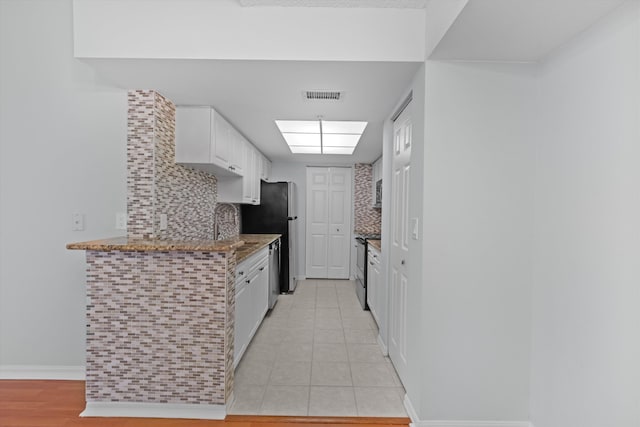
[374,179,382,207]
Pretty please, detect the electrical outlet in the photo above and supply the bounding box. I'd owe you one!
[116,212,127,230]
[159,213,168,231]
[72,213,85,231]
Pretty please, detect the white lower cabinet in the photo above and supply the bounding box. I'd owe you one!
[234,247,269,367]
[367,245,381,327]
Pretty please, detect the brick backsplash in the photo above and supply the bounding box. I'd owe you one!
[90,90,240,408]
[354,163,382,235]
[85,250,234,405]
[127,90,224,240]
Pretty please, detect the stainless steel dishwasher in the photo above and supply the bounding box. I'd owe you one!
[268,238,280,309]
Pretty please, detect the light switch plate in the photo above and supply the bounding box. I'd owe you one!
[72,213,85,231]
[116,212,127,230]
[411,217,419,240]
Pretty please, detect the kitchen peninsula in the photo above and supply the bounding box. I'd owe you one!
[67,233,279,419]
[66,90,279,419]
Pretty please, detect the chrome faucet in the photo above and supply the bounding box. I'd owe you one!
[213,220,220,240]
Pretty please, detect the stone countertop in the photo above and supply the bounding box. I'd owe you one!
[368,239,382,251]
[235,234,280,263]
[67,233,280,255]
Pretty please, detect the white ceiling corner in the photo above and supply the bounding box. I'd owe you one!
[238,0,427,8]
[430,0,627,62]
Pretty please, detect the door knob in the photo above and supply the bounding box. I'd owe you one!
[401,260,405,265]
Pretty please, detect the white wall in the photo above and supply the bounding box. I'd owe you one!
[531,3,640,427]
[72,0,425,62]
[0,0,127,369]
[269,162,307,279]
[415,61,536,421]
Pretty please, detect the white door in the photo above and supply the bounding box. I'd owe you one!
[306,167,352,279]
[389,102,412,385]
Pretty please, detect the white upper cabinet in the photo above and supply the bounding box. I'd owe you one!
[176,106,240,176]
[260,153,272,182]
[176,105,272,205]
[218,140,262,205]
[242,145,256,204]
[229,127,245,176]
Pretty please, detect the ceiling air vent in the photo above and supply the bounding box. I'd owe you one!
[304,90,343,101]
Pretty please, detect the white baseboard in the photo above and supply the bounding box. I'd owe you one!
[412,422,531,427]
[404,393,420,423]
[377,333,388,356]
[0,365,85,380]
[81,401,226,419]
[403,394,531,427]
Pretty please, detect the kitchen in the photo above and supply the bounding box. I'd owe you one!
[67,86,403,418]
[4,2,639,427]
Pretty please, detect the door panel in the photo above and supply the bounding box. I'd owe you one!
[389,102,412,386]
[311,190,328,223]
[310,234,327,267]
[328,234,346,267]
[330,191,346,224]
[306,167,352,279]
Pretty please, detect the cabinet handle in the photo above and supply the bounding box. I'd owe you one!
[369,261,374,265]
[246,279,250,284]
[238,271,244,276]
[259,267,265,271]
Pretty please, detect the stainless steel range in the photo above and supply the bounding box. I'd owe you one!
[354,233,381,310]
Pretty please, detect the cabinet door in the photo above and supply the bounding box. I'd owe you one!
[368,248,381,327]
[253,262,269,326]
[234,282,251,366]
[242,144,254,203]
[230,128,248,176]
[212,111,231,168]
[251,151,261,203]
[261,156,272,181]
[367,255,376,321]
[373,261,381,326]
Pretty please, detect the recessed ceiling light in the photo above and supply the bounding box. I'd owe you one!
[275,119,367,155]
[322,134,362,148]
[322,121,368,135]
[275,120,320,134]
[281,133,321,147]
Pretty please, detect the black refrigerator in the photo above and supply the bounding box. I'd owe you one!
[241,181,297,293]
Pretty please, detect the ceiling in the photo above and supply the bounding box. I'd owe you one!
[87,59,420,165]
[430,0,627,62]
[81,0,628,167]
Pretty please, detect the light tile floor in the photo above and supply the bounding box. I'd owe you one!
[229,279,407,417]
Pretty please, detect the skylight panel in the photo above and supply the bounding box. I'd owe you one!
[275,119,367,155]
[281,133,321,147]
[322,121,368,135]
[275,120,320,134]
[322,134,362,148]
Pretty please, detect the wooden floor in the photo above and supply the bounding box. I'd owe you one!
[0,380,410,427]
